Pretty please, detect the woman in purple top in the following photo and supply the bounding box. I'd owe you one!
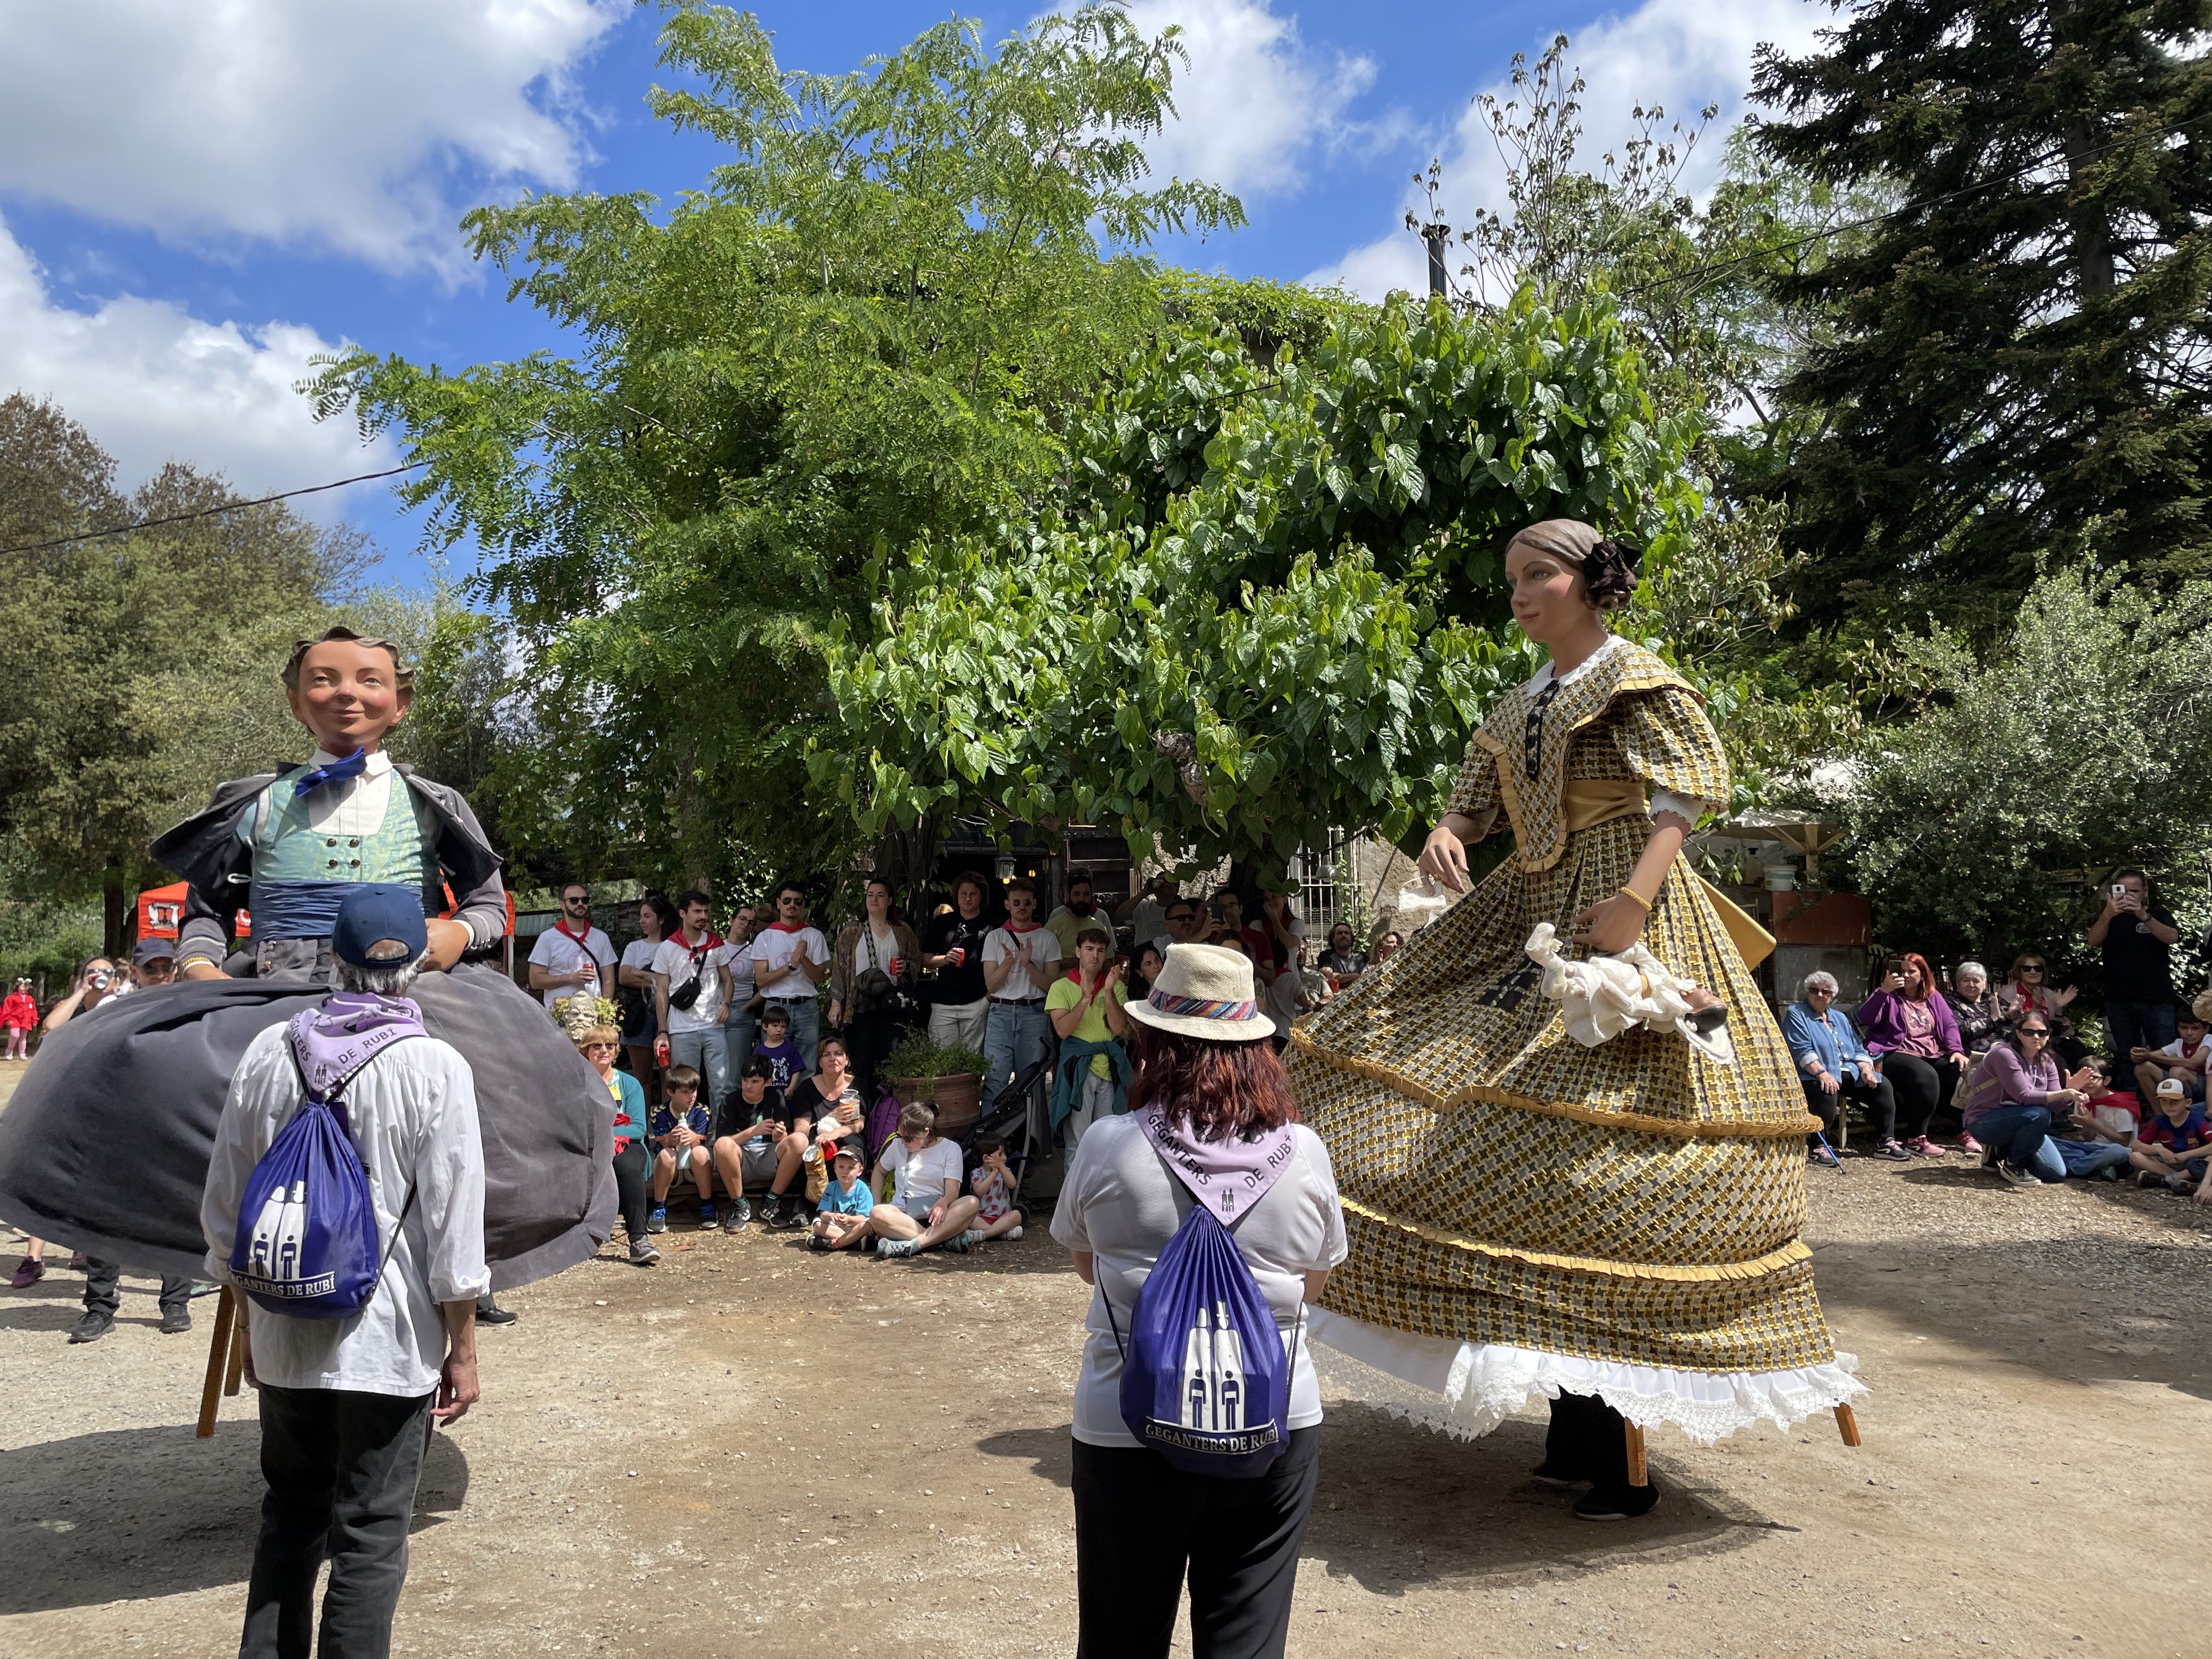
[1857,952,1970,1156]
[1959,1008,2094,1187]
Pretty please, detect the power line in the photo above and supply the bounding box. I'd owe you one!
[0,460,430,558]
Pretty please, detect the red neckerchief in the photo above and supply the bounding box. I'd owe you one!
[1002,921,1043,934]
[1063,964,1110,992]
[678,926,726,952]
[553,918,596,947]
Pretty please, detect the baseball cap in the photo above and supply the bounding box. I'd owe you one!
[132,937,177,968]
[831,1141,864,1164]
[332,884,429,970]
[2156,1077,2186,1099]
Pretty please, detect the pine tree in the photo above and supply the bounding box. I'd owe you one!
[1753,1,2212,632]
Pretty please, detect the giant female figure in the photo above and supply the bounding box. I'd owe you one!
[1289,521,1862,1519]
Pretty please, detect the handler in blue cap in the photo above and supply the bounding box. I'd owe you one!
[201,883,488,1659]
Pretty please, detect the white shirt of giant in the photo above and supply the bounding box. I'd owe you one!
[201,1021,490,1397]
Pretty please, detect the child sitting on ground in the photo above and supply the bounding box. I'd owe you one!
[752,1007,805,1091]
[2133,1009,2211,1104]
[650,1065,716,1230]
[2130,1077,2210,1194]
[810,1143,875,1250]
[710,1058,789,1232]
[968,1135,1025,1242]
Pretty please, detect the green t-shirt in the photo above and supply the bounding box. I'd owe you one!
[1046,973,1129,1077]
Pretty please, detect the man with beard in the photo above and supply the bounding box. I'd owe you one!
[1046,872,1111,963]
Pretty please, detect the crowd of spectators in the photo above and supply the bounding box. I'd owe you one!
[1780,867,2211,1203]
[529,868,1386,1263]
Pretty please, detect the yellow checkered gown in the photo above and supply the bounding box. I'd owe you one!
[1290,639,1841,1378]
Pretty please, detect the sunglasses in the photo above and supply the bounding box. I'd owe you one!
[2019,965,2045,973]
[2019,1027,2050,1037]
[584,1041,617,1053]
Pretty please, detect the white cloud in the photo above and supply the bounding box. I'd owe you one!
[1127,0,1383,197]
[0,1,622,273]
[0,217,393,507]
[1304,0,1828,298]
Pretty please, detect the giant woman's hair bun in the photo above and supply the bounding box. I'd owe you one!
[1582,537,1641,611]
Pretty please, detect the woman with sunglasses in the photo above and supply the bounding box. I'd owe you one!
[1999,955,2088,1070]
[1959,1010,2097,1187]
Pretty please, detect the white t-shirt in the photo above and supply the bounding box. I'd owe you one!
[1050,1116,1347,1448]
[726,932,758,1002]
[528,923,616,1009]
[1131,895,1170,948]
[881,1136,966,1211]
[983,924,1061,1001]
[752,926,830,998]
[652,934,731,1033]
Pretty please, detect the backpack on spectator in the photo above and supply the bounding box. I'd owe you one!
[1104,1113,1301,1477]
[228,1005,425,1320]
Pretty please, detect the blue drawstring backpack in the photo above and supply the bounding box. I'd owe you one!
[228,1005,424,1319]
[1106,1113,1302,1477]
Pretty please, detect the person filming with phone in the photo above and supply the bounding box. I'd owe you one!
[2088,868,2181,1105]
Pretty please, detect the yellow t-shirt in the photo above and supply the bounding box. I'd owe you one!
[1046,973,1129,1077]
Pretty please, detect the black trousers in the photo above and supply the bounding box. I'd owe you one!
[1545,1391,1638,1492]
[1880,1053,1959,1139]
[611,1140,650,1242]
[241,1385,435,1659]
[1799,1073,1897,1146]
[1071,1426,1320,1659]
[83,1257,191,1320]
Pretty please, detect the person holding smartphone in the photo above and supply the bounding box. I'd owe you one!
[2088,869,2181,1105]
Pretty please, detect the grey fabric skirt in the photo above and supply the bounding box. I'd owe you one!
[0,962,614,1290]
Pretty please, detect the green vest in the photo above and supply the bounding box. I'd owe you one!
[246,768,436,939]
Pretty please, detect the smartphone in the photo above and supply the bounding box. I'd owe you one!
[2112,884,2128,901]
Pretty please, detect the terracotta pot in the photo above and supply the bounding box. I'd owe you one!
[890,1073,982,1136]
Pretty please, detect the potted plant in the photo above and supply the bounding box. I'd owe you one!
[881,1032,990,1136]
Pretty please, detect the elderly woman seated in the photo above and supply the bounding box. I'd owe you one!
[1781,972,1907,1164]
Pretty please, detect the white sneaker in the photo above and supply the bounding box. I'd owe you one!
[1004,1225,1023,1240]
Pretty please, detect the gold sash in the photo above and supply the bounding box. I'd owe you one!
[1559,780,1776,969]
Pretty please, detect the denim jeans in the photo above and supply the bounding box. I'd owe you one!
[2029,1137,2133,1181]
[241,1386,435,1659]
[982,1000,1050,1116]
[2107,998,2179,1099]
[764,997,819,1073]
[665,1025,732,1118]
[1971,1102,2053,1169]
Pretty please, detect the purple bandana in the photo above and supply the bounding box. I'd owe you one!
[287,990,427,1101]
[1136,1101,1298,1224]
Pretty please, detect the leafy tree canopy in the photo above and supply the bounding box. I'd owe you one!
[1754,0,2212,634]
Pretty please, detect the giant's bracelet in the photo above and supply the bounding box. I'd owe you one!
[1616,887,1652,913]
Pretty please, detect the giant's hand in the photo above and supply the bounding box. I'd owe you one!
[1571,895,1648,955]
[1418,823,1469,894]
[425,918,471,970]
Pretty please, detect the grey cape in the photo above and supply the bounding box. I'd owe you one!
[0,768,614,1290]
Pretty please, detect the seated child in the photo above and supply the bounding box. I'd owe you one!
[650,1065,716,1230]
[2130,1077,2210,1194]
[2133,1011,2210,1104]
[751,1007,805,1091]
[2078,1058,2144,1142]
[968,1135,1025,1241]
[810,1143,875,1250]
[710,1058,788,1232]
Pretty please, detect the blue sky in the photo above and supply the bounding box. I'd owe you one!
[0,1,1823,586]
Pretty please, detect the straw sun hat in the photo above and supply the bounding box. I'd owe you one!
[1124,943,1274,1042]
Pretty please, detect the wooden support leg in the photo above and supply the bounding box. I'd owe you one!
[195,1286,236,1440]
[1623,1420,1647,1487]
[1834,1403,1861,1447]
[223,1308,246,1397]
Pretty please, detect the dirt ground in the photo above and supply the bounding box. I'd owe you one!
[4,1054,2211,1659]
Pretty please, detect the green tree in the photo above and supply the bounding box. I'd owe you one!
[1834,565,2212,989]
[0,395,359,951]
[314,2,1243,894]
[815,287,1703,877]
[1753,0,2212,634]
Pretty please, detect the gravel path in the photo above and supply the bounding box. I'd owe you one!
[3,1052,2209,1659]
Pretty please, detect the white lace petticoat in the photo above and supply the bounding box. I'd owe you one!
[1308,1307,1866,1446]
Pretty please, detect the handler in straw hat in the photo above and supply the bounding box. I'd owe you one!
[1051,943,1347,1659]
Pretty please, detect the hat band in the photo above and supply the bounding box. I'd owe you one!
[1148,991,1257,1022]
